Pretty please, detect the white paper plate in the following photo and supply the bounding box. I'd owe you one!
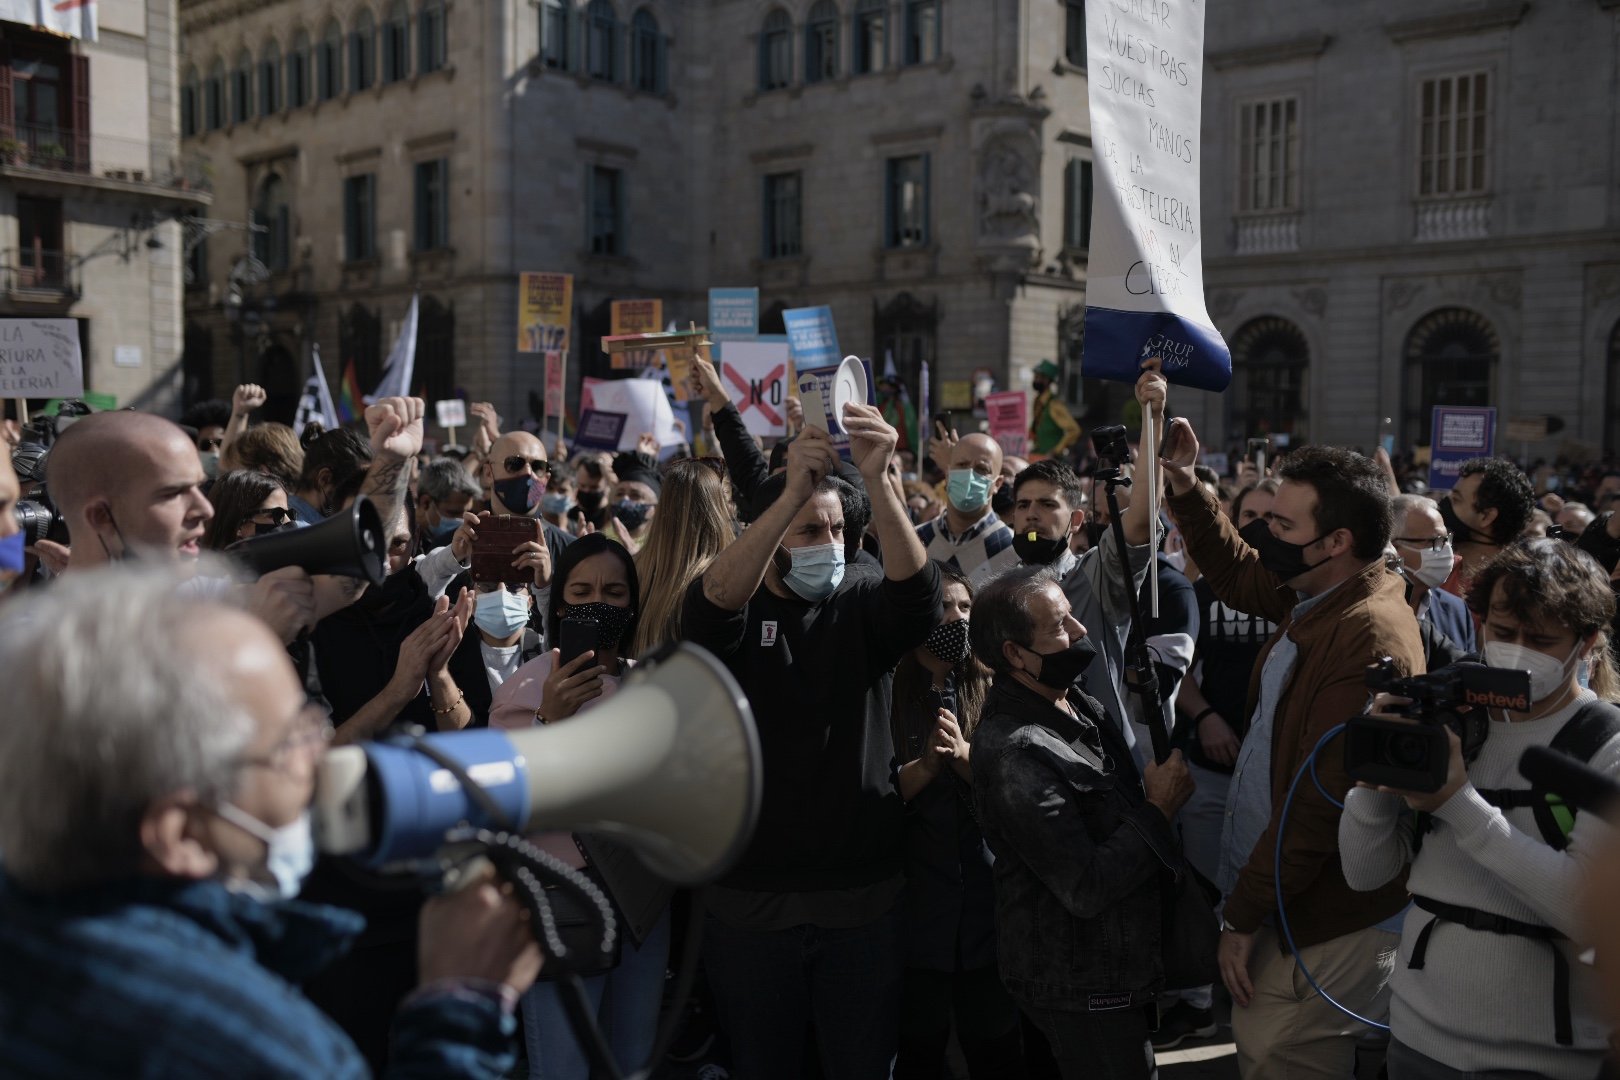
[832,355,867,422]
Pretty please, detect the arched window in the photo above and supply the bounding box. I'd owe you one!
[853,0,886,74]
[1403,307,1499,445]
[758,8,791,91]
[805,1,839,83]
[253,173,292,273]
[287,30,310,108]
[259,41,282,116]
[1606,320,1620,455]
[630,9,665,93]
[205,60,226,129]
[232,49,253,123]
[350,9,377,92]
[416,295,456,404]
[587,0,620,82]
[383,0,410,82]
[342,303,384,390]
[180,66,200,136]
[418,0,447,73]
[318,21,342,101]
[1229,316,1310,439]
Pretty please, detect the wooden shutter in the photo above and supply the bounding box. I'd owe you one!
[70,53,89,171]
[0,41,14,145]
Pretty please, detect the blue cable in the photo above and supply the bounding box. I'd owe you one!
[1273,722,1392,1032]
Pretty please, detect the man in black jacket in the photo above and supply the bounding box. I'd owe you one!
[969,565,1192,1080]
[683,407,941,1080]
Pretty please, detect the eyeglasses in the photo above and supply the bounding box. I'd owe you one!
[1393,534,1452,553]
[198,437,224,452]
[250,507,295,527]
[503,456,553,477]
[236,701,332,774]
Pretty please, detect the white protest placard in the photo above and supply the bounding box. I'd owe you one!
[1082,0,1230,392]
[435,398,467,429]
[717,340,791,437]
[0,318,83,397]
[580,377,684,451]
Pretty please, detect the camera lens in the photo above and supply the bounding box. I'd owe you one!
[1384,731,1431,770]
[14,500,53,546]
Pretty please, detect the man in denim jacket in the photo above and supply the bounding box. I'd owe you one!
[970,565,1194,1079]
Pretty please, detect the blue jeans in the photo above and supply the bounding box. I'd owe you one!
[520,909,671,1080]
[703,908,903,1080]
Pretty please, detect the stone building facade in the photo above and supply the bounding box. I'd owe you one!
[1184,0,1620,460]
[177,0,1101,430]
[0,1,207,415]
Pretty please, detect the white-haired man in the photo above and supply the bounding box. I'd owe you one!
[0,566,540,1076]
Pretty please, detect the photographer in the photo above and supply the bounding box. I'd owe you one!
[0,565,541,1077]
[1340,539,1620,1079]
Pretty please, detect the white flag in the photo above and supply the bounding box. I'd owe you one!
[293,343,340,436]
[366,293,419,403]
[28,0,97,41]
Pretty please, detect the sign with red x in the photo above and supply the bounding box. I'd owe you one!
[719,341,792,436]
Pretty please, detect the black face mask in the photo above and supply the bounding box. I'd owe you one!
[1013,529,1070,566]
[924,619,972,665]
[254,520,298,538]
[1239,517,1328,582]
[1022,636,1098,690]
[611,500,652,533]
[1438,496,1490,545]
[576,489,605,514]
[1084,521,1109,550]
[561,600,633,648]
[991,484,1016,517]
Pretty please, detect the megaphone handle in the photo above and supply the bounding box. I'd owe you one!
[440,853,495,894]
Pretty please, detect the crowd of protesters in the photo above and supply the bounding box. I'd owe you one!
[2,351,1620,1080]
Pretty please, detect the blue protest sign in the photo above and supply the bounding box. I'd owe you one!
[783,305,840,369]
[797,364,852,461]
[709,288,759,341]
[1427,406,1496,491]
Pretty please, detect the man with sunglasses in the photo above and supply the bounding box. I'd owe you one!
[0,566,542,1076]
[474,430,573,574]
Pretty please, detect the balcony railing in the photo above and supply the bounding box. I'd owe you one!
[0,123,211,193]
[1,248,80,298]
[1414,196,1491,242]
[1234,213,1301,255]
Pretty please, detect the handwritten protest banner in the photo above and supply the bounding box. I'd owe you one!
[518,272,572,353]
[0,318,83,396]
[718,340,791,437]
[1082,0,1230,392]
[983,390,1030,458]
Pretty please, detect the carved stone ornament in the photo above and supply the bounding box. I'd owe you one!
[977,137,1041,250]
[1207,289,1243,320]
[1291,286,1328,317]
[1386,279,1425,312]
[1480,271,1522,311]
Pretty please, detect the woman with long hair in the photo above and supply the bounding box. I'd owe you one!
[893,563,1026,1080]
[1342,538,1620,1079]
[630,457,735,657]
[202,470,294,551]
[487,534,670,1080]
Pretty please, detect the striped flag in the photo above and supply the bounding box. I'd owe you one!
[338,360,362,423]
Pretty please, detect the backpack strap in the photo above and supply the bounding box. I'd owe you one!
[1548,700,1620,764]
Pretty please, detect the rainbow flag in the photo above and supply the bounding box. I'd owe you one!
[337,360,362,423]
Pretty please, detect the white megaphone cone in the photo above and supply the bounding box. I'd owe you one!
[314,644,762,886]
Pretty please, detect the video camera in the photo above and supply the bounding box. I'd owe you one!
[1344,657,1531,792]
[11,401,91,548]
[1092,424,1131,475]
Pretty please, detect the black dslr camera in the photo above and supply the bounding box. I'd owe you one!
[1092,424,1130,474]
[11,402,89,548]
[1343,657,1531,793]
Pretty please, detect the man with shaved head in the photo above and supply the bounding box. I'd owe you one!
[471,427,572,569]
[915,431,1018,585]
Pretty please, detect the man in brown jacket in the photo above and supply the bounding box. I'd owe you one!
[1159,402,1421,1080]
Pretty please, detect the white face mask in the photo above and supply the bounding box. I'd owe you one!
[1410,541,1454,590]
[1482,641,1581,705]
[1163,548,1188,575]
[216,804,316,902]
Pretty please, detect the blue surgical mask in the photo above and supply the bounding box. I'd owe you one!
[0,530,23,574]
[427,516,460,545]
[783,542,845,602]
[948,469,992,513]
[475,588,531,638]
[216,804,316,902]
[541,492,572,517]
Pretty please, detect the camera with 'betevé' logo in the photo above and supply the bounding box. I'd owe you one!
[1343,657,1531,793]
